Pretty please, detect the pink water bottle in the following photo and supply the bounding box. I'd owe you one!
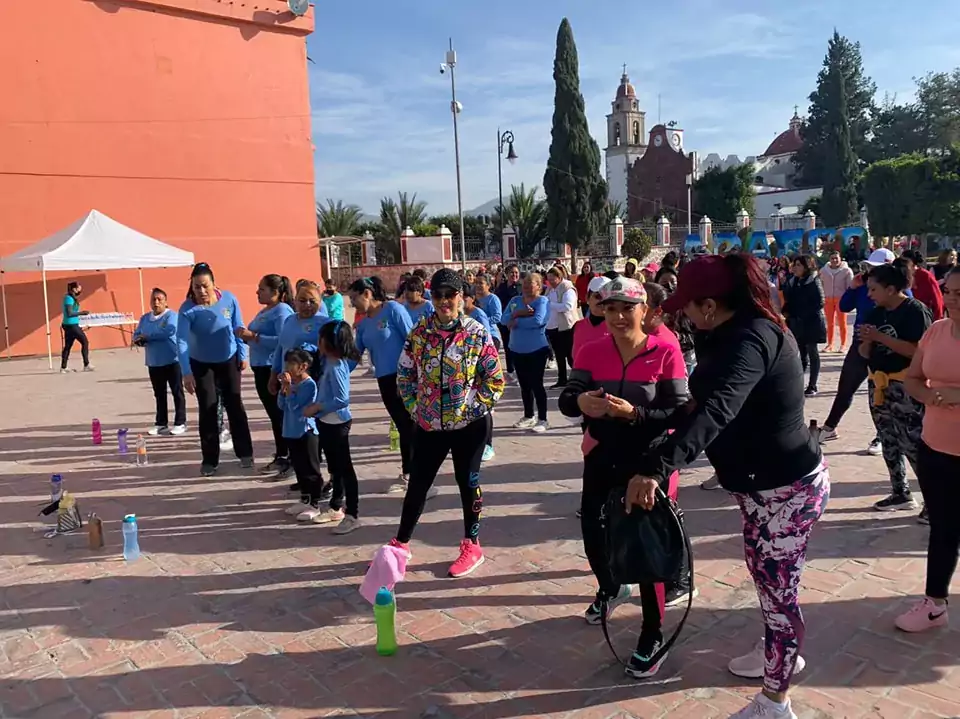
[92,419,102,446]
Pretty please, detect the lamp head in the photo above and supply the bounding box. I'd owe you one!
[506,142,518,164]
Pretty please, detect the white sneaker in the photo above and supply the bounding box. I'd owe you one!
[546,359,557,370]
[59,368,72,374]
[169,424,187,436]
[865,438,882,456]
[387,473,408,494]
[82,365,95,372]
[333,515,362,535]
[818,426,838,443]
[728,639,806,679]
[285,500,310,516]
[219,431,233,451]
[728,693,797,718]
[513,417,536,429]
[310,507,345,525]
[148,426,167,436]
[297,505,324,522]
[532,420,549,433]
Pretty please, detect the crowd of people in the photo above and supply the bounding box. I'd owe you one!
[58,237,958,719]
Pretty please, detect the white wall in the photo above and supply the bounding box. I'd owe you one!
[605,153,629,208]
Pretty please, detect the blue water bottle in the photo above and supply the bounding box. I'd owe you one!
[50,474,63,502]
[118,429,129,455]
[373,587,398,656]
[122,514,140,561]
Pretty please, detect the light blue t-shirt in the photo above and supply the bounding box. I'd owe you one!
[271,310,332,374]
[355,301,413,378]
[502,295,549,353]
[316,357,353,424]
[476,293,502,342]
[134,309,183,367]
[247,303,295,368]
[468,306,493,337]
[62,295,80,327]
[404,300,434,326]
[278,377,319,439]
[177,290,248,375]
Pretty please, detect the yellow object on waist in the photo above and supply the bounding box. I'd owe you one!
[868,369,909,406]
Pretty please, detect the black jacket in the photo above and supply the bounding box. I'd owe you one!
[782,274,826,345]
[634,313,822,493]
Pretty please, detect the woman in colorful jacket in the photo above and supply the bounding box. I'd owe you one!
[388,268,505,579]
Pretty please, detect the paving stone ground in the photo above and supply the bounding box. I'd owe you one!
[0,347,957,719]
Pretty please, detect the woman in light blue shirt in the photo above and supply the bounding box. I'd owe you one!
[177,263,254,476]
[133,288,186,435]
[502,272,550,432]
[401,275,434,325]
[236,274,295,478]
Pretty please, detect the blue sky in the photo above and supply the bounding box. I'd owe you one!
[308,0,960,215]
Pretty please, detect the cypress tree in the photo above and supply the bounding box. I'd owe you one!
[543,18,606,260]
[820,62,859,227]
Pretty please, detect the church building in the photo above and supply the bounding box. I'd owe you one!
[603,69,647,209]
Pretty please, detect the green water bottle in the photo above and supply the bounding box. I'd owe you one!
[374,587,398,656]
[388,421,400,452]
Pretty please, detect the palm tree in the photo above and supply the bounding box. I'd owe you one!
[498,183,548,258]
[379,192,428,262]
[316,199,363,238]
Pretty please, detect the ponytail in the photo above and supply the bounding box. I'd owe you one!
[348,275,388,302]
[261,274,295,308]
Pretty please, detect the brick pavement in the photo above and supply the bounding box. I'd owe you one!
[0,349,957,719]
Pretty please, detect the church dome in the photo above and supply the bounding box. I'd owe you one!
[616,70,636,99]
[761,110,804,157]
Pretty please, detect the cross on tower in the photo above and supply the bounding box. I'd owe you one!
[622,63,627,76]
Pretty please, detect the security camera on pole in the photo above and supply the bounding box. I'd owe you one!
[441,39,467,270]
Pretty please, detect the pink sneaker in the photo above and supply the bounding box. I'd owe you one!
[895,597,948,633]
[449,539,484,578]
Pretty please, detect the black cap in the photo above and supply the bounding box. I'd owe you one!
[430,268,463,293]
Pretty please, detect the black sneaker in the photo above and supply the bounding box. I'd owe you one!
[584,585,632,625]
[548,382,567,390]
[917,505,929,525]
[664,584,699,608]
[276,460,294,479]
[804,386,818,397]
[625,630,666,679]
[319,484,333,503]
[200,463,217,477]
[874,493,918,512]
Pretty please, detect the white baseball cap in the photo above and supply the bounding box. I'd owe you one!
[587,276,612,294]
[864,248,896,266]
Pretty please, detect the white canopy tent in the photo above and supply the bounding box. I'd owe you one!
[0,210,195,368]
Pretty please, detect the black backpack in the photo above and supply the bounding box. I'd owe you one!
[599,486,694,669]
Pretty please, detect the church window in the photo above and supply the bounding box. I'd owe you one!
[614,122,621,146]
[632,121,640,144]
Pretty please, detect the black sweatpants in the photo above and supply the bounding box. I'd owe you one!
[253,365,288,460]
[546,328,574,385]
[825,339,869,429]
[190,355,253,466]
[396,418,487,543]
[288,432,326,504]
[917,441,960,600]
[498,324,515,373]
[513,347,549,421]
[581,451,662,635]
[61,324,89,369]
[319,421,359,518]
[148,362,186,428]
[378,373,414,476]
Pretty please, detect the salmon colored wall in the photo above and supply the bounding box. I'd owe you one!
[0,0,317,358]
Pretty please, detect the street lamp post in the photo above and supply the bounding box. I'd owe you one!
[442,39,467,270]
[497,128,517,263]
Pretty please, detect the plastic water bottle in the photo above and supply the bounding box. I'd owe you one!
[50,474,63,503]
[388,422,400,452]
[91,419,102,446]
[135,435,148,466]
[117,429,129,455]
[122,514,141,561]
[374,587,398,656]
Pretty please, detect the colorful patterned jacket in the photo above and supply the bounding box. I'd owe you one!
[397,313,504,431]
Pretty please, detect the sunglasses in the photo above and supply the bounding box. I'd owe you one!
[433,288,460,301]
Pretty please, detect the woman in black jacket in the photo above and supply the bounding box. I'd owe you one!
[782,254,826,396]
[626,253,829,719]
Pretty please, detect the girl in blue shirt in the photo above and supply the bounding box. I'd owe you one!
[463,285,497,461]
[304,320,363,534]
[502,273,551,432]
[134,288,187,435]
[401,275,434,325]
[177,263,254,475]
[349,276,427,495]
[278,346,327,523]
[475,274,503,351]
[236,274,295,478]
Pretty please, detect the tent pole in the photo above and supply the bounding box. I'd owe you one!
[42,265,53,370]
[138,268,145,315]
[1,271,9,359]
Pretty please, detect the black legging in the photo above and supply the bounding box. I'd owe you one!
[61,324,90,369]
[320,421,359,518]
[825,339,869,428]
[798,340,821,389]
[546,328,574,385]
[498,324,515,373]
[378,373,414,476]
[917,442,960,600]
[148,362,186,428]
[288,432,325,504]
[396,418,486,543]
[581,451,661,633]
[513,347,549,421]
[253,365,288,460]
[190,355,253,466]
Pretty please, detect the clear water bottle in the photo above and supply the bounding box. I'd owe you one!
[135,435,148,466]
[117,428,129,455]
[122,514,140,561]
[374,587,398,656]
[50,474,63,503]
[91,419,102,446]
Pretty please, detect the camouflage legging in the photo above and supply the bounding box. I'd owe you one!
[867,380,924,496]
